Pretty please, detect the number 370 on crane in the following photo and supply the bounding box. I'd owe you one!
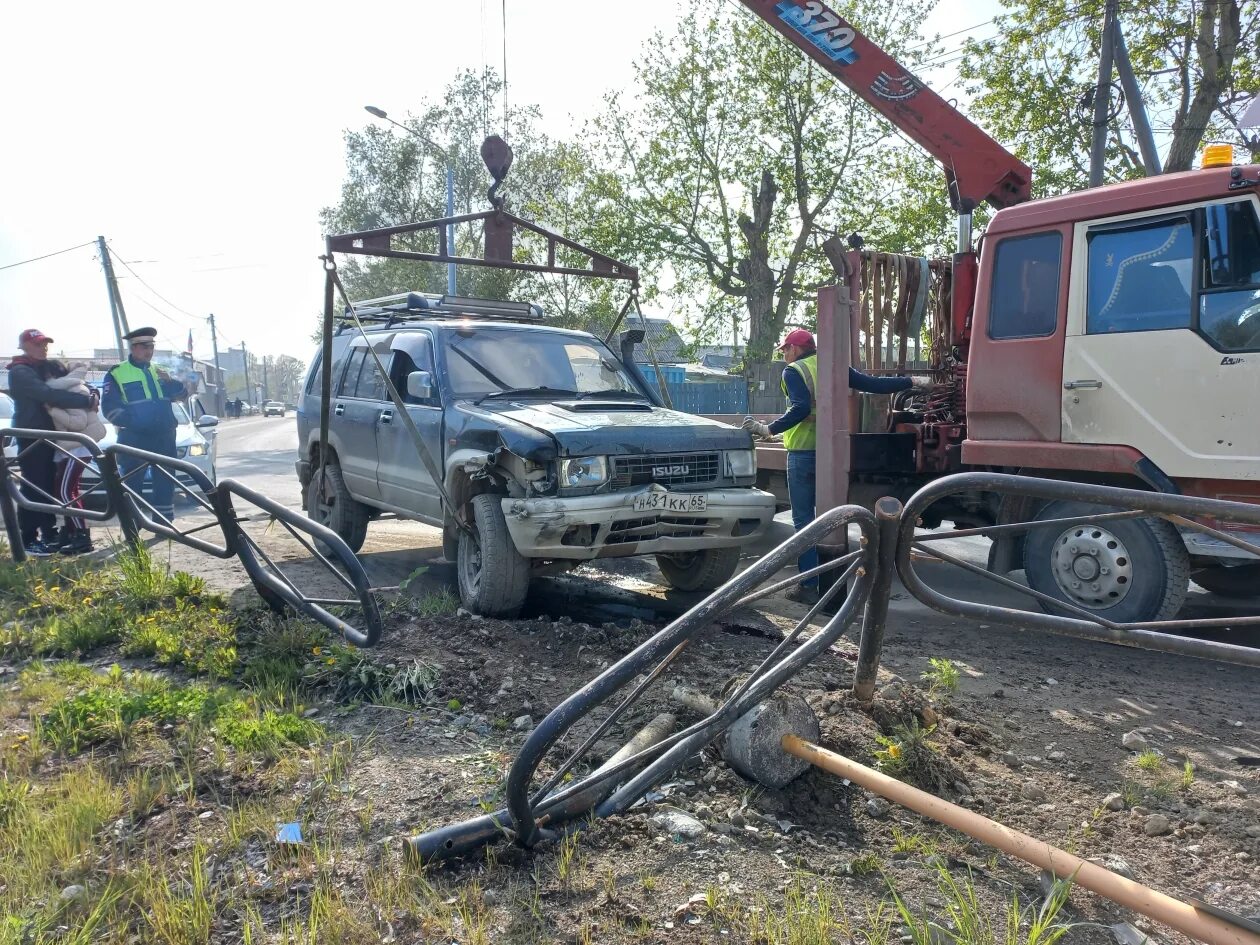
[774,1,859,64]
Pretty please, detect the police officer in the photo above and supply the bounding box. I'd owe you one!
[743,329,930,603]
[102,328,188,523]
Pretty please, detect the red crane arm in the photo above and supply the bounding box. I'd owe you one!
[738,0,1032,210]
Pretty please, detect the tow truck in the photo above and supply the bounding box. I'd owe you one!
[735,0,1260,622]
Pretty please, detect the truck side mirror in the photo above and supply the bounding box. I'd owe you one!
[407,370,434,401]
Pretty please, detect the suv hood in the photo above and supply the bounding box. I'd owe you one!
[469,400,750,456]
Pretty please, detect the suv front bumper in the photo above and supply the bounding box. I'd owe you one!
[501,487,776,560]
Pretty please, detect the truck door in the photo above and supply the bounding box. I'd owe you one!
[375,331,443,521]
[1061,197,1260,482]
[334,342,388,502]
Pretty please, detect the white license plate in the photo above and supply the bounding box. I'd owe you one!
[632,492,708,513]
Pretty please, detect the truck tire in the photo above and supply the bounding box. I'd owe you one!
[458,494,531,617]
[1023,500,1189,623]
[1191,563,1260,599]
[656,547,742,592]
[305,460,369,554]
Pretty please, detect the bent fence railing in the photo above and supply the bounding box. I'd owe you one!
[408,504,881,861]
[896,473,1260,669]
[0,429,382,647]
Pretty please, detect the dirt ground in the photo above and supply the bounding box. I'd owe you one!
[53,514,1260,943]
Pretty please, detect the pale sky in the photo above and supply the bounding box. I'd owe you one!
[0,0,999,363]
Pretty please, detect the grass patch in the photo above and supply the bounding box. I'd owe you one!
[305,644,441,706]
[1181,759,1195,790]
[921,657,960,695]
[120,600,238,678]
[38,665,321,757]
[873,719,945,790]
[892,864,1074,945]
[1133,749,1163,772]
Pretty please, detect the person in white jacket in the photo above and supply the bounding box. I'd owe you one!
[44,368,107,555]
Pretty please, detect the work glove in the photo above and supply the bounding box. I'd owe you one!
[741,417,772,439]
[909,376,936,392]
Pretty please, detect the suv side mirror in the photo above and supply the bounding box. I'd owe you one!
[196,415,219,428]
[406,370,434,401]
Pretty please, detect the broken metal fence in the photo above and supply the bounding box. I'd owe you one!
[896,473,1260,669]
[0,429,382,647]
[409,503,881,862]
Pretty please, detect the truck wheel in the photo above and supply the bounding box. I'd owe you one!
[1191,563,1260,599]
[458,494,531,618]
[1023,500,1189,623]
[305,460,369,554]
[656,547,741,592]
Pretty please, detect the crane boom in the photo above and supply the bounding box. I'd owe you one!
[739,0,1032,210]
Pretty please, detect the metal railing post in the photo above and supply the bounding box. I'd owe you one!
[853,495,902,701]
[97,452,140,546]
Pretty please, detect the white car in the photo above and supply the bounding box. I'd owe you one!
[0,393,13,460]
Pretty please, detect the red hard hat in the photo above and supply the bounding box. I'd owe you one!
[778,329,815,350]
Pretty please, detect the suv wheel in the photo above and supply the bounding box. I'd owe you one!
[305,460,369,554]
[656,547,741,592]
[1023,500,1189,623]
[458,494,531,617]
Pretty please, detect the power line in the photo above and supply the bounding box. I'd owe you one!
[0,240,95,273]
[107,245,200,321]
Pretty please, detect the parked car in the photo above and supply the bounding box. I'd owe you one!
[0,392,14,460]
[296,293,775,617]
[263,401,286,417]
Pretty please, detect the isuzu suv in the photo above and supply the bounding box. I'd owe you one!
[296,293,776,616]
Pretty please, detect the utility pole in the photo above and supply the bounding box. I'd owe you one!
[241,341,252,405]
[207,314,225,416]
[97,236,130,358]
[1088,0,1119,187]
[262,356,271,402]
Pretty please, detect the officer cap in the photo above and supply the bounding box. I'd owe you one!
[124,327,158,344]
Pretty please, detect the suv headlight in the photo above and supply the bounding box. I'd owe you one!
[725,449,756,478]
[187,443,206,457]
[560,455,609,489]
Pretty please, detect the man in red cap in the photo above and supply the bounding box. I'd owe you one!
[742,329,928,603]
[6,329,99,555]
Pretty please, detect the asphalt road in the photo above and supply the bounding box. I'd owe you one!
[206,415,1251,634]
[213,414,303,509]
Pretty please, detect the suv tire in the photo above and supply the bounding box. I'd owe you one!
[305,460,369,554]
[656,547,741,592]
[1023,500,1189,623]
[458,494,531,617]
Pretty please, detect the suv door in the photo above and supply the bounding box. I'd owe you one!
[376,331,444,522]
[335,342,391,502]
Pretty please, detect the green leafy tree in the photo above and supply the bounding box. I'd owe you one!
[959,0,1259,194]
[585,0,954,366]
[270,354,306,403]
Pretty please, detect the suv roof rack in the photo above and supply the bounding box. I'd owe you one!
[340,292,545,327]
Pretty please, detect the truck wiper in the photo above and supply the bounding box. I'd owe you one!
[476,386,579,404]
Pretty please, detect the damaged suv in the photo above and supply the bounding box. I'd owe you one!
[296,293,776,616]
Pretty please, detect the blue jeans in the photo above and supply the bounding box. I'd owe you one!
[787,449,818,585]
[117,429,177,523]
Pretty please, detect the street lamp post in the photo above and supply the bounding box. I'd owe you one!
[365,105,457,297]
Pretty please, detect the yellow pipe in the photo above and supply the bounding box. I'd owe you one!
[782,735,1260,945]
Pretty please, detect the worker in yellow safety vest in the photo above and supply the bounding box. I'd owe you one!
[101,327,190,523]
[742,329,931,604]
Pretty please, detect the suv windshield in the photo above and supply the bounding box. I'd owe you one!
[446,328,644,399]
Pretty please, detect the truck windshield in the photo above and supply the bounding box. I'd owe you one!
[445,329,643,399]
